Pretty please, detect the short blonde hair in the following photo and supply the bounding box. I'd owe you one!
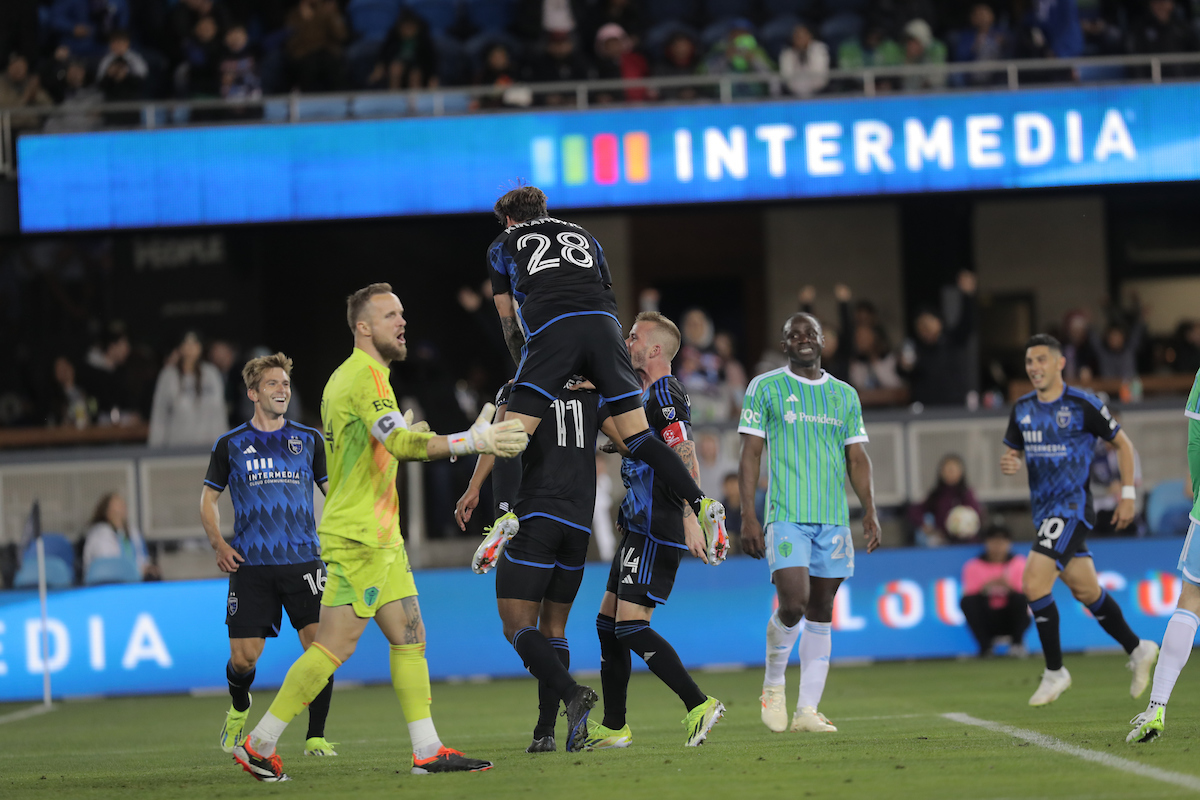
[242,352,293,392]
[346,282,394,333]
[635,311,682,360]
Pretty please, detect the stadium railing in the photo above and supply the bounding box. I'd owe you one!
[3,51,1200,178]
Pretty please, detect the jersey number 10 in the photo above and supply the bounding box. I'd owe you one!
[552,398,586,449]
[517,231,595,275]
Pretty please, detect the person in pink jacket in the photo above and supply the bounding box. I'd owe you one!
[960,525,1029,656]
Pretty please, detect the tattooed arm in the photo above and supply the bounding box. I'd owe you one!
[493,292,526,367]
[672,439,708,563]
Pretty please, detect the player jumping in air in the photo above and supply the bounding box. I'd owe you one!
[487,187,728,578]
[456,379,607,753]
[202,352,337,758]
[587,312,726,750]
[1127,365,1200,742]
[1001,333,1158,707]
[738,313,880,734]
[230,283,527,782]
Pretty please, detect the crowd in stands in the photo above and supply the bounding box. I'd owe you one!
[2,0,1198,126]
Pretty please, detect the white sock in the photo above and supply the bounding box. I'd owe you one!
[798,620,832,710]
[409,718,442,760]
[764,613,802,686]
[1149,608,1200,708]
[249,711,288,756]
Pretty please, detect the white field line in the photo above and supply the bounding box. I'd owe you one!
[836,713,935,722]
[0,704,54,725]
[943,712,1200,793]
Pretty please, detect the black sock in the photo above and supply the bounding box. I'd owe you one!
[1087,590,1141,654]
[226,659,255,712]
[306,675,334,740]
[1030,595,1063,671]
[597,613,630,730]
[534,638,569,739]
[622,432,704,510]
[512,627,577,700]
[492,451,522,517]
[615,620,706,711]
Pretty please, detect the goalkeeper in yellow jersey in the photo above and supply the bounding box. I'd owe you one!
[232,283,527,782]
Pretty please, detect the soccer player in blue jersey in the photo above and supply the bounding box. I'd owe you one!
[738,312,880,734]
[200,353,336,757]
[1001,334,1158,707]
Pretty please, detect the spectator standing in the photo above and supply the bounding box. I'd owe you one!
[369,10,438,90]
[593,23,649,103]
[50,0,130,58]
[1018,0,1084,59]
[909,454,984,545]
[849,324,904,391]
[0,54,53,132]
[1091,316,1145,380]
[168,0,232,61]
[97,29,149,83]
[218,24,262,102]
[1062,310,1099,381]
[98,53,146,124]
[285,0,348,92]
[779,23,829,97]
[798,284,855,382]
[899,270,978,406]
[81,326,133,422]
[952,2,1009,83]
[148,331,228,447]
[700,22,775,97]
[515,0,586,41]
[83,492,159,581]
[1128,0,1199,75]
[959,525,1029,657]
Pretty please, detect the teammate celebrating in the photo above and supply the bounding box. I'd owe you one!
[1001,334,1158,707]
[456,380,607,753]
[587,312,726,750]
[738,313,880,734]
[231,283,527,782]
[202,353,337,758]
[488,186,728,562]
[1128,366,1200,743]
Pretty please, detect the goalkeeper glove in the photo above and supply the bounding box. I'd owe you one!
[448,403,527,458]
[402,409,431,433]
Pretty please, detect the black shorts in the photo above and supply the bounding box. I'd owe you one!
[226,561,325,639]
[508,313,642,417]
[605,528,685,608]
[1031,516,1093,568]
[495,514,590,604]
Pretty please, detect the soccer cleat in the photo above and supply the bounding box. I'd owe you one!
[526,735,556,753]
[562,685,599,753]
[760,685,788,733]
[584,719,633,750]
[472,512,519,574]
[411,746,494,774]
[1127,640,1160,699]
[1028,667,1072,706]
[219,696,251,754]
[683,696,725,746]
[698,498,730,565]
[1127,706,1166,744]
[232,736,289,782]
[303,736,339,756]
[790,706,837,732]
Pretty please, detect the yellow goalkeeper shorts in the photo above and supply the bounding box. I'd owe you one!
[321,534,418,618]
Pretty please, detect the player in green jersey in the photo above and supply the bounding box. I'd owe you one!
[231,283,528,782]
[1127,367,1200,743]
[738,312,880,735]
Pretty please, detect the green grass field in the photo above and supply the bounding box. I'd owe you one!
[3,654,1199,800]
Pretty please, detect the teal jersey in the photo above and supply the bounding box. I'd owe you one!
[739,368,868,527]
[1186,369,1200,522]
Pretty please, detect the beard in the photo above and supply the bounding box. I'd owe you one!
[373,331,407,363]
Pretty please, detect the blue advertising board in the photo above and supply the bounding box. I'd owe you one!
[0,539,1190,702]
[17,82,1200,232]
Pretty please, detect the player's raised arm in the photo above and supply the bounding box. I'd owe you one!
[738,433,766,559]
[846,442,880,553]
[493,291,525,368]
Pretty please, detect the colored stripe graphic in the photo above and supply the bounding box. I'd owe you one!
[562,135,588,185]
[624,132,650,183]
[593,133,619,185]
[530,137,557,186]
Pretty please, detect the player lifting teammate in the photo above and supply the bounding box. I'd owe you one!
[1001,333,1158,707]
[587,312,726,749]
[487,187,728,569]
[202,353,337,758]
[230,284,527,782]
[456,379,607,753]
[738,313,880,734]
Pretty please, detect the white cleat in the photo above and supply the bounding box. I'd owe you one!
[698,498,730,565]
[790,706,837,732]
[472,512,519,574]
[1127,706,1165,744]
[1029,667,1072,706]
[761,685,788,733]
[1127,640,1159,699]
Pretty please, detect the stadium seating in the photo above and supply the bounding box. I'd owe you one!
[347,0,404,42]
[643,20,700,59]
[704,0,756,22]
[407,0,460,35]
[759,14,803,58]
[763,0,818,16]
[13,557,73,589]
[648,0,701,27]
[820,13,863,49]
[1146,479,1193,537]
[462,0,516,33]
[85,557,142,585]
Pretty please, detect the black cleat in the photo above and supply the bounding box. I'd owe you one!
[562,685,598,753]
[411,746,494,774]
[526,735,556,753]
[232,737,289,782]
